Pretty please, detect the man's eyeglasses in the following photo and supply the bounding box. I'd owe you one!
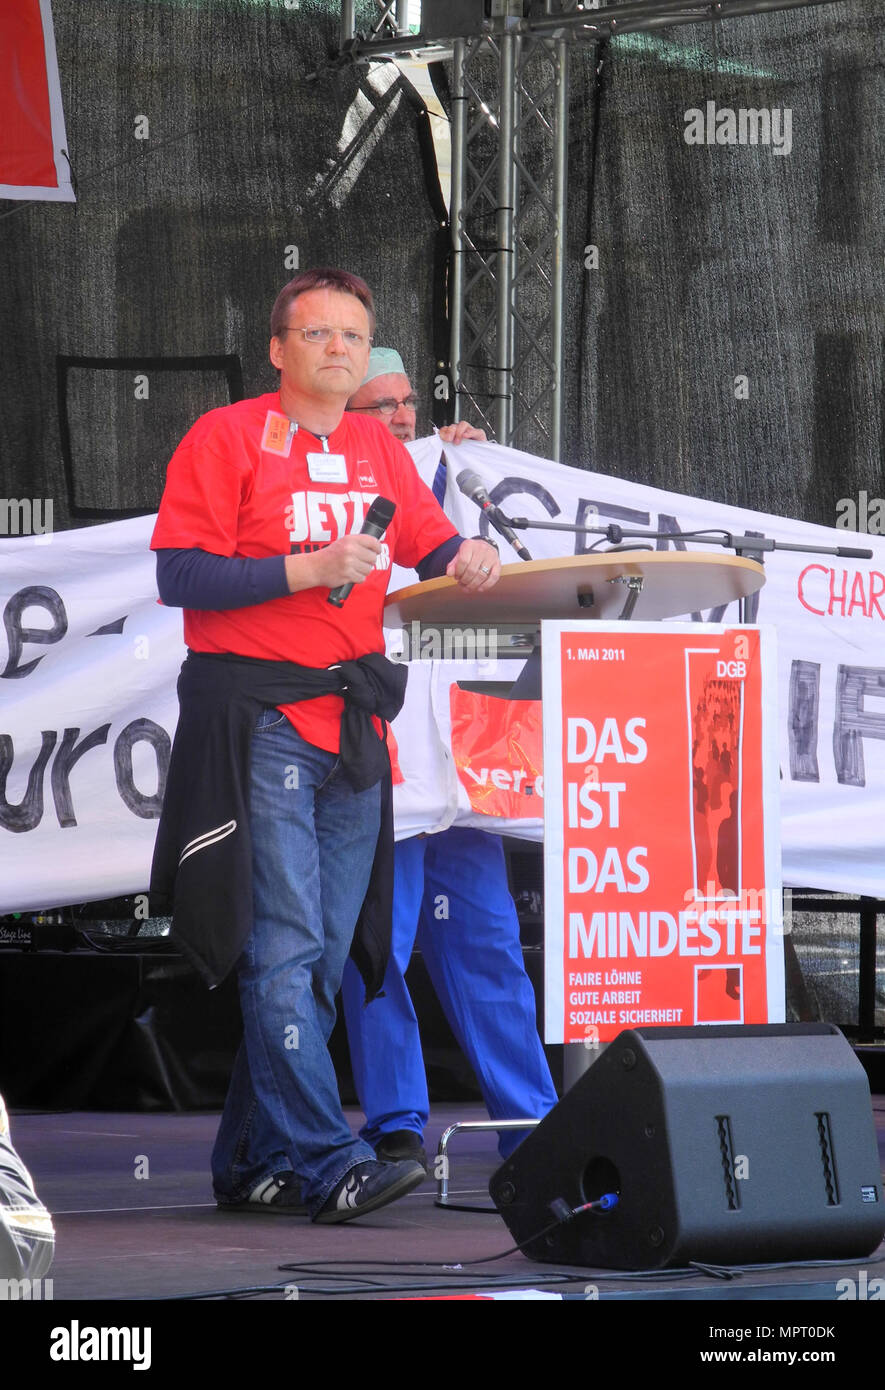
[347,395,419,416]
[280,326,373,348]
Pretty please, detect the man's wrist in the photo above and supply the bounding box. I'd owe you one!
[284,551,318,593]
[471,535,499,553]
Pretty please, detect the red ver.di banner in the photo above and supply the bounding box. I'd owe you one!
[541,622,783,1045]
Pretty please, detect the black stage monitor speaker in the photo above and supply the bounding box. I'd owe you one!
[489,1024,884,1269]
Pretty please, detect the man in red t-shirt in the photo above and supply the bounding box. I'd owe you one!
[151,268,500,1222]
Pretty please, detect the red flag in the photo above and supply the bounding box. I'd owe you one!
[0,0,74,201]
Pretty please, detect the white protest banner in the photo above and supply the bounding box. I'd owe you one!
[432,440,885,895]
[2,438,884,913]
[0,519,182,911]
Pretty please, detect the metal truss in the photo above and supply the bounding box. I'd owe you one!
[339,0,413,48]
[449,23,570,456]
[339,0,847,457]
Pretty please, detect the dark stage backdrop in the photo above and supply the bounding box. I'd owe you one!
[0,1,880,526]
[0,0,447,525]
[561,1,884,524]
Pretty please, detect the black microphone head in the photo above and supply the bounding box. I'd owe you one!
[455,469,487,502]
[364,496,396,532]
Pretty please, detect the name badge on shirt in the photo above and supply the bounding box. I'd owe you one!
[307,452,348,483]
[261,411,295,457]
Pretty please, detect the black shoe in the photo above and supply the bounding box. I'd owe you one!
[374,1129,429,1173]
[313,1159,425,1225]
[217,1172,307,1215]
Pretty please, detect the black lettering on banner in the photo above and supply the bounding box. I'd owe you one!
[113,719,171,817]
[656,513,703,621]
[1,586,68,679]
[789,661,821,782]
[654,517,765,623]
[51,725,112,827]
[731,532,765,624]
[480,476,560,545]
[833,665,885,787]
[0,731,58,832]
[89,616,127,636]
[579,499,651,558]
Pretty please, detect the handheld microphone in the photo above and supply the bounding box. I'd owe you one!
[455,469,533,562]
[327,496,396,608]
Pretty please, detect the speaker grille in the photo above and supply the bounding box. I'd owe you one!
[716,1114,740,1210]
[815,1112,839,1205]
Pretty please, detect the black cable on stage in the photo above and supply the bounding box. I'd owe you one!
[278,1243,885,1283]
[75,930,171,954]
[167,1270,578,1300]
[160,1244,885,1301]
[277,1194,623,1278]
[162,1198,624,1299]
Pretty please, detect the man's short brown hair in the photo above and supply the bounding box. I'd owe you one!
[270,268,376,339]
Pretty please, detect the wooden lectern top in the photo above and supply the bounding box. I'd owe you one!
[384,550,765,625]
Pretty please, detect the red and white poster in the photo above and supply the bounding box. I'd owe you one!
[0,0,75,202]
[542,621,783,1045]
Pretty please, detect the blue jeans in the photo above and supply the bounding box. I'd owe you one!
[342,828,557,1158]
[211,709,379,1214]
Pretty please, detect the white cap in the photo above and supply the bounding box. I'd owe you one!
[361,347,407,384]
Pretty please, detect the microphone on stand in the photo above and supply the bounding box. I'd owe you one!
[327,496,396,607]
[455,469,533,561]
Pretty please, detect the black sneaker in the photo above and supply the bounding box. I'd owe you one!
[217,1172,307,1215]
[313,1159,425,1225]
[374,1129,429,1173]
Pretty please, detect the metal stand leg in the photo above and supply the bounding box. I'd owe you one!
[435,1118,541,1209]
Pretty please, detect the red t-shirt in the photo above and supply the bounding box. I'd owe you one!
[151,392,457,751]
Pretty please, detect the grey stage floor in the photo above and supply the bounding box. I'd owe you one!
[9,1099,885,1307]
